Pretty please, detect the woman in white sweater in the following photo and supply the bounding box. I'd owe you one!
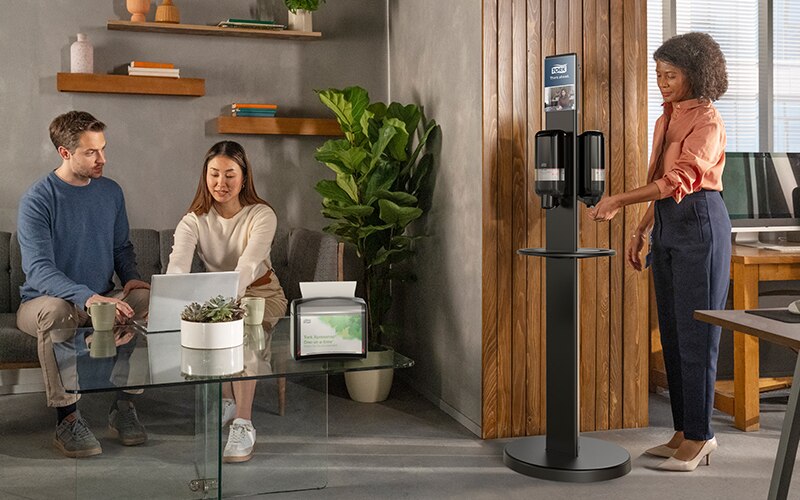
[167,141,287,463]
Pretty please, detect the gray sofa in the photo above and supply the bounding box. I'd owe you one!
[0,227,358,369]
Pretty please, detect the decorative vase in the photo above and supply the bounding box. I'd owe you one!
[155,0,180,24]
[70,33,93,74]
[344,348,395,403]
[287,9,313,32]
[180,319,244,349]
[126,0,151,22]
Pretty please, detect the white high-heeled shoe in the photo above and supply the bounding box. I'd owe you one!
[657,437,718,472]
[644,443,678,458]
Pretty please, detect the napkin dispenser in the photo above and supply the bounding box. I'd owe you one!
[290,297,367,360]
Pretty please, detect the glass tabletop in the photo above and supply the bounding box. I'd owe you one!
[51,316,413,394]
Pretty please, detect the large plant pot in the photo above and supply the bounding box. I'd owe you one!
[344,348,394,403]
[181,319,243,349]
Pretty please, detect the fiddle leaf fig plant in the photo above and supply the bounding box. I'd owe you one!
[284,0,325,13]
[314,86,439,347]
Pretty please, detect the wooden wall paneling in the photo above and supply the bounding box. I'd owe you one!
[608,0,625,429]
[525,0,544,436]
[621,0,649,428]
[579,0,598,433]
[539,0,556,435]
[511,0,529,437]
[635,0,650,427]
[555,0,569,53]
[497,0,514,438]
[481,0,500,440]
[594,0,612,431]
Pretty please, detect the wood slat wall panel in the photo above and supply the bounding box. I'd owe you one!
[608,0,625,430]
[594,0,612,431]
[482,0,649,439]
[579,0,597,433]
[511,0,530,436]
[497,0,515,438]
[525,0,544,437]
[538,0,556,435]
[621,0,649,429]
[481,0,500,440]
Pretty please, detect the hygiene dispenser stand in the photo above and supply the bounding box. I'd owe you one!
[502,53,631,483]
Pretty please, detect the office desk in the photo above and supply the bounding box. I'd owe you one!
[695,308,800,500]
[723,246,800,431]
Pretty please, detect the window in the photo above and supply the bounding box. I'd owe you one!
[647,0,800,155]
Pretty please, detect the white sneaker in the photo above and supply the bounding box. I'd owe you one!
[223,418,256,463]
[221,398,236,427]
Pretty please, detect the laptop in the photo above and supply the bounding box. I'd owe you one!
[136,271,240,333]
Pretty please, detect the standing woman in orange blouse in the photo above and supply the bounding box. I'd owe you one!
[588,32,730,472]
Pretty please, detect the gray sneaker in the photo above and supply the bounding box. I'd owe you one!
[108,400,147,446]
[54,410,102,458]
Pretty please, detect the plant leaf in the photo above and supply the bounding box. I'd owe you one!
[335,173,359,202]
[322,204,374,219]
[315,179,353,204]
[378,199,423,227]
[374,189,418,207]
[363,161,398,204]
[384,117,409,161]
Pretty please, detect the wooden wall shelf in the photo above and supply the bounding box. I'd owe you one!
[107,20,321,40]
[57,73,205,96]
[217,117,343,136]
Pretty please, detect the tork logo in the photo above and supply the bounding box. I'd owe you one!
[551,64,568,74]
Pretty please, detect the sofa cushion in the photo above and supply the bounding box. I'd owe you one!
[283,228,339,303]
[0,232,9,313]
[0,313,37,365]
[130,229,162,283]
[9,233,23,313]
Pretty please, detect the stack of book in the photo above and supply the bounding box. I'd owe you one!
[232,103,278,118]
[128,61,180,78]
[217,18,285,30]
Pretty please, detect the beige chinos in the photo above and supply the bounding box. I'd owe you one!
[16,288,149,407]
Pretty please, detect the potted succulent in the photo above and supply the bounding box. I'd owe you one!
[314,86,438,401]
[284,0,324,32]
[180,295,246,350]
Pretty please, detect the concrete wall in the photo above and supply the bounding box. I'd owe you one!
[0,0,387,233]
[388,1,483,434]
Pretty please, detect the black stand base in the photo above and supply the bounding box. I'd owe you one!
[503,436,631,483]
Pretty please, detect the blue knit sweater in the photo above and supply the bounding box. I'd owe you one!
[17,172,140,307]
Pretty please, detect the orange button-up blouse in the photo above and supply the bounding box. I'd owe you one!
[647,98,727,203]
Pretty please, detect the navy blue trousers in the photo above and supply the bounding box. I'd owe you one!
[651,190,731,441]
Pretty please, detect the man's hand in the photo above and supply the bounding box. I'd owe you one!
[587,195,621,222]
[85,294,135,324]
[122,279,150,299]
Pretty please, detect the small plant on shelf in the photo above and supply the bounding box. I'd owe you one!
[180,296,245,323]
[284,0,325,13]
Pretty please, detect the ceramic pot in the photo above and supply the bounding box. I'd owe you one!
[181,344,244,377]
[126,0,151,22]
[155,0,180,23]
[180,319,244,349]
[287,9,312,32]
[344,348,395,403]
[70,33,93,74]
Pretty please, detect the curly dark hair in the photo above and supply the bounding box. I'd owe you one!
[653,32,728,101]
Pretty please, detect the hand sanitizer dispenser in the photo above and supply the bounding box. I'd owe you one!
[535,130,568,209]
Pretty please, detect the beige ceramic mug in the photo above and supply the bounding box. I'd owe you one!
[89,330,116,358]
[88,302,116,331]
[241,297,266,325]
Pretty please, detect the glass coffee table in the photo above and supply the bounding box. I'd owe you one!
[51,317,413,499]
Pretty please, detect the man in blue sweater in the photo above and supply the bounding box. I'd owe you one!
[16,111,151,458]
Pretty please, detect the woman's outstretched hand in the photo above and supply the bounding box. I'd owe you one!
[587,195,621,222]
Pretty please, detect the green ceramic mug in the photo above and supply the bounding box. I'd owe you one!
[88,302,116,331]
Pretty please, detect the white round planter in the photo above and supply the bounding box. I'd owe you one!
[344,349,395,403]
[181,344,244,377]
[180,319,244,349]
